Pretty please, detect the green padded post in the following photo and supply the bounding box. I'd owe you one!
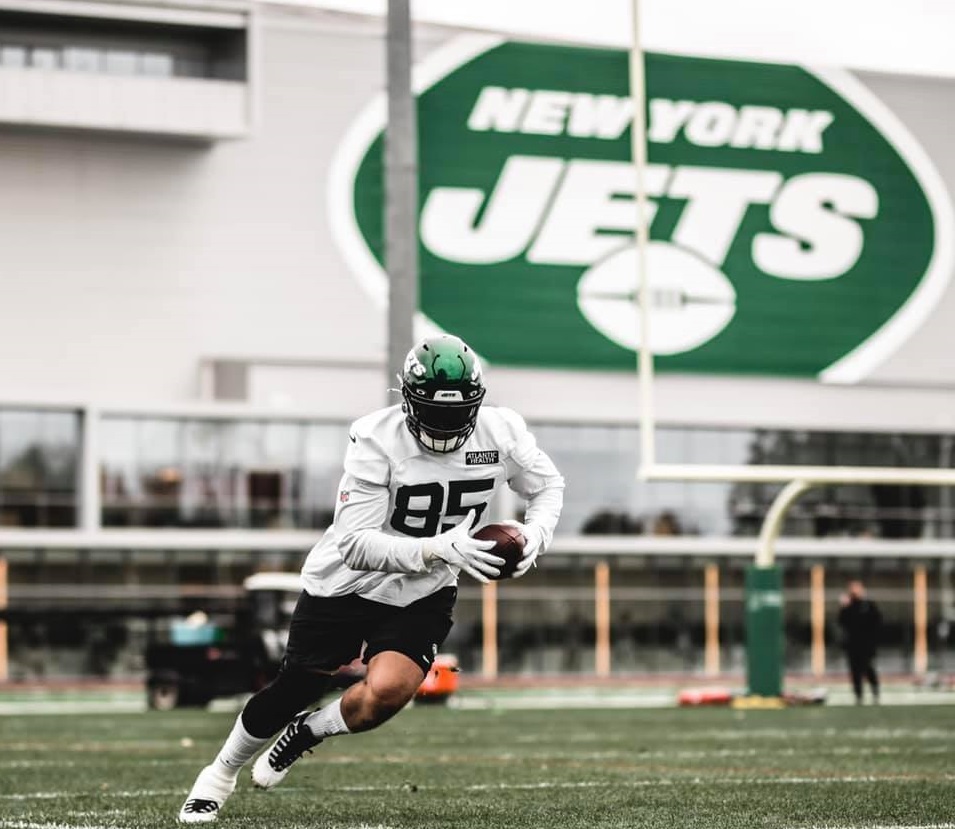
[745,565,784,697]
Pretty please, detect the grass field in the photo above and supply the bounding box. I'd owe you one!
[2,703,954,829]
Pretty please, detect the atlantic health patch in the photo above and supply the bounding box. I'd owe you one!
[466,450,499,465]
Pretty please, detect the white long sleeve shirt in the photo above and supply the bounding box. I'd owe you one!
[300,404,564,606]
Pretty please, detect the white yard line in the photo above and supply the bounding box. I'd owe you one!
[315,773,955,794]
[0,822,394,829]
[4,773,953,806]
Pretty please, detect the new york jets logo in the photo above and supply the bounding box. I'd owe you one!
[330,36,954,382]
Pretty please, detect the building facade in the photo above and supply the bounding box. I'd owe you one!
[1,0,954,681]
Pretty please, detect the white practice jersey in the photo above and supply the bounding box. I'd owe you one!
[301,404,564,606]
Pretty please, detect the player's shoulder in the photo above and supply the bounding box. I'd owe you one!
[349,405,405,442]
[474,405,532,451]
[348,405,415,456]
[343,406,412,484]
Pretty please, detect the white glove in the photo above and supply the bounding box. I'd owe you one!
[422,509,505,584]
[501,520,545,579]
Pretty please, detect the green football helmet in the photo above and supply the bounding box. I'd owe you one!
[400,335,486,453]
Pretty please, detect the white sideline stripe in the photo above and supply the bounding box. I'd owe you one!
[0,790,180,801]
[5,772,954,803]
[0,822,117,829]
[809,826,955,829]
[0,701,146,716]
[9,823,947,829]
[4,691,955,716]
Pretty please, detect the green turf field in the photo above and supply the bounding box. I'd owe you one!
[2,704,954,829]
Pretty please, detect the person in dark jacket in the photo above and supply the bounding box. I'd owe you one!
[838,580,882,704]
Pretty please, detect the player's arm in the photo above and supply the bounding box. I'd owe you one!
[334,473,430,574]
[500,409,565,567]
[333,429,503,580]
[335,477,502,580]
[507,451,564,553]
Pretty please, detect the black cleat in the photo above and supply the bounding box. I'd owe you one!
[251,712,322,789]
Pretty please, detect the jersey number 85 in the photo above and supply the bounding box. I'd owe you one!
[390,479,495,537]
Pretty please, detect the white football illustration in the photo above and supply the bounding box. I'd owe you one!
[576,242,737,355]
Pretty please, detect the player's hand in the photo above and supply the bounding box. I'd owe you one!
[501,520,544,579]
[422,509,505,584]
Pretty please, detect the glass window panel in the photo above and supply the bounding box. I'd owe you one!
[183,420,222,465]
[226,421,262,469]
[261,422,302,467]
[133,420,182,527]
[722,430,753,466]
[104,50,137,75]
[0,409,79,527]
[30,48,58,70]
[140,52,174,77]
[0,46,27,68]
[137,419,180,467]
[37,412,79,490]
[0,411,43,489]
[100,417,139,501]
[686,429,726,466]
[63,47,101,73]
[181,420,227,528]
[657,426,689,464]
[534,423,639,535]
[303,423,350,528]
[683,481,733,535]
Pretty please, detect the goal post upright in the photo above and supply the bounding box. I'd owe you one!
[628,0,655,472]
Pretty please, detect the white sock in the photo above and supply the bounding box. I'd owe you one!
[213,714,270,778]
[304,697,350,739]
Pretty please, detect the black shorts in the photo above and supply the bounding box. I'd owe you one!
[283,586,456,675]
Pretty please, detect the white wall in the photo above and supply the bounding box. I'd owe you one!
[0,10,395,408]
[272,0,955,79]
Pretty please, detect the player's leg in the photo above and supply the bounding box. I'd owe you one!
[178,665,331,823]
[865,653,880,702]
[316,585,456,735]
[178,592,363,822]
[252,586,455,789]
[340,649,426,729]
[848,650,865,703]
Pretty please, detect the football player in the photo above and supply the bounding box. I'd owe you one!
[178,334,564,822]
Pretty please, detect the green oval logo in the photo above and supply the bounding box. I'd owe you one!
[331,36,954,382]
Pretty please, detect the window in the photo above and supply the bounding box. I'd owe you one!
[100,417,348,530]
[0,9,247,81]
[103,50,136,75]
[62,46,100,72]
[0,45,25,67]
[30,46,57,69]
[0,409,80,527]
[95,414,955,538]
[533,423,955,539]
[139,52,173,78]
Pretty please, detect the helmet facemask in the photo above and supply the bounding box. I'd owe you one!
[400,336,485,454]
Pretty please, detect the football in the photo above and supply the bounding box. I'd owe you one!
[473,522,526,580]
